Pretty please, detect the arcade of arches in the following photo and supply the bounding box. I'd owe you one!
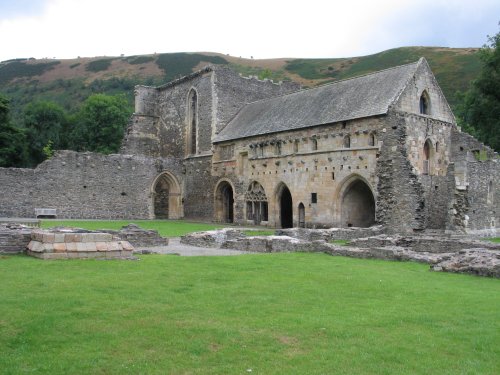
[240,177,375,228]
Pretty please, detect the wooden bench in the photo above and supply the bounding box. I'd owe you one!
[35,208,57,218]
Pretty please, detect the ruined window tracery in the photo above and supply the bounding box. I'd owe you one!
[245,181,268,223]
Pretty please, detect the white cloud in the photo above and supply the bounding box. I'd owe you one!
[0,0,498,62]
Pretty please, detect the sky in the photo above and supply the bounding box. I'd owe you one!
[0,0,499,62]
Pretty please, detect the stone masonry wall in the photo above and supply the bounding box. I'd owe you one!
[212,116,385,228]
[213,67,300,134]
[375,112,426,232]
[0,150,183,219]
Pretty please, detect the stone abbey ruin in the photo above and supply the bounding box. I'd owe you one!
[0,58,498,236]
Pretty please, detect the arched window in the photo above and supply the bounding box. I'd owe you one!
[419,91,430,115]
[343,135,351,148]
[293,140,299,153]
[311,138,318,151]
[187,89,198,155]
[368,133,376,147]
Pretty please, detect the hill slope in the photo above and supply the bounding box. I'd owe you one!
[0,47,481,123]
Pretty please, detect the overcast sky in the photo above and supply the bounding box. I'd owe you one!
[0,0,498,62]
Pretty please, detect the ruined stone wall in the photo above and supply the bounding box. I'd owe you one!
[0,151,183,219]
[446,129,499,234]
[212,117,385,228]
[402,113,454,229]
[213,67,300,134]
[123,66,300,160]
[375,112,426,232]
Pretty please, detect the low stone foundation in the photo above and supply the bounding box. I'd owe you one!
[27,228,134,259]
[102,223,168,247]
[0,224,33,254]
[276,226,385,241]
[181,228,500,277]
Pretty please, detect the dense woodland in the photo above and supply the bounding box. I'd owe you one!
[0,31,498,168]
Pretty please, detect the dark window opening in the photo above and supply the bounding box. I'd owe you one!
[419,92,430,115]
[311,138,318,151]
[343,135,351,148]
[311,193,317,204]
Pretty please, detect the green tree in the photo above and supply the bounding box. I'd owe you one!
[70,94,132,154]
[0,94,27,167]
[457,27,500,151]
[23,101,68,166]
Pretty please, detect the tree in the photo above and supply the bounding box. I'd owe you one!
[0,94,27,167]
[23,101,68,166]
[457,26,500,151]
[70,94,132,154]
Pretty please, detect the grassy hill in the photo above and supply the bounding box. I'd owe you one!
[0,47,481,123]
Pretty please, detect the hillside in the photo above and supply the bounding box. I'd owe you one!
[0,47,481,123]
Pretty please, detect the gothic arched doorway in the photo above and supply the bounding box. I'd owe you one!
[215,180,234,223]
[340,178,375,228]
[152,172,182,219]
[278,184,293,228]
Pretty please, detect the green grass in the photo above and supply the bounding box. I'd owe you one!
[41,219,226,237]
[0,253,498,374]
[488,237,500,243]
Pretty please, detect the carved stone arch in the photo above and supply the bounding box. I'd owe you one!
[186,88,199,156]
[151,171,183,219]
[419,90,431,115]
[245,181,268,225]
[336,174,375,228]
[214,178,235,223]
[275,182,293,228]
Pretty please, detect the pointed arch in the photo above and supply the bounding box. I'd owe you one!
[151,171,182,219]
[214,179,234,223]
[276,182,293,228]
[337,174,375,228]
[419,90,430,115]
[186,88,198,155]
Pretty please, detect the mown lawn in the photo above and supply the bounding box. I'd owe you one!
[41,219,226,237]
[0,253,498,374]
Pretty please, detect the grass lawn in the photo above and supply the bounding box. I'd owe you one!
[0,253,499,374]
[40,220,227,237]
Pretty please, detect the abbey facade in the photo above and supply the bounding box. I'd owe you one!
[0,59,498,235]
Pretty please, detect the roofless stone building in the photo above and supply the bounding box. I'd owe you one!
[0,58,498,235]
